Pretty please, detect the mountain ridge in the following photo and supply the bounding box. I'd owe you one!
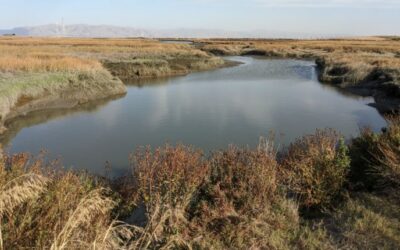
[0,24,331,39]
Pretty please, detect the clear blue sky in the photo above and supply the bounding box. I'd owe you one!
[1,0,399,35]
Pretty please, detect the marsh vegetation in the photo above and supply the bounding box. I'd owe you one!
[0,37,224,134]
[199,37,400,113]
[1,56,386,171]
[0,36,400,249]
[1,119,400,249]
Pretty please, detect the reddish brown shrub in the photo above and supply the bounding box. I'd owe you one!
[281,129,350,208]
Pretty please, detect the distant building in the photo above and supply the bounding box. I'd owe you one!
[3,33,16,36]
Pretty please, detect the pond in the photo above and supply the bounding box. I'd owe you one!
[1,56,387,175]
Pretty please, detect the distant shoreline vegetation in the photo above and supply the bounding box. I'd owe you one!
[1,118,400,249]
[1,36,399,136]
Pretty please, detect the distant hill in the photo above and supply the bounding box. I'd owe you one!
[0,24,323,39]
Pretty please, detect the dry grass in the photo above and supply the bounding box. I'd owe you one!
[0,37,224,134]
[199,38,400,87]
[327,192,400,249]
[0,37,218,74]
[0,55,102,73]
[1,127,400,249]
[0,154,127,249]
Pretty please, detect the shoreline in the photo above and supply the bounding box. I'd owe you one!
[199,44,400,114]
[0,53,393,138]
[0,57,235,136]
[1,37,399,136]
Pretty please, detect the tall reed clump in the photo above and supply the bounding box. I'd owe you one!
[187,142,307,249]
[280,129,351,209]
[0,154,48,250]
[0,153,129,249]
[125,142,336,249]
[349,117,400,191]
[129,145,209,249]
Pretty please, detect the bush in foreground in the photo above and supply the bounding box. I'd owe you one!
[1,126,399,249]
[349,117,400,191]
[0,153,128,249]
[280,129,351,209]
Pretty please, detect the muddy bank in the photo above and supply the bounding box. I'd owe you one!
[102,56,228,82]
[0,37,232,136]
[315,58,400,113]
[0,54,233,136]
[0,95,123,146]
[0,71,127,135]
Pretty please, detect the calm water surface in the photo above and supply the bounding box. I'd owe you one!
[2,57,387,175]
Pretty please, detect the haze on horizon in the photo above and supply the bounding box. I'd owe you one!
[0,0,399,37]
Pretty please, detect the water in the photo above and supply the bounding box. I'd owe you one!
[1,57,387,175]
[159,40,194,45]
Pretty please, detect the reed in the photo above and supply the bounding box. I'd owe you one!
[0,127,399,249]
[200,37,400,89]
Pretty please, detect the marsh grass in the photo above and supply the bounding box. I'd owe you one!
[0,153,128,249]
[327,192,400,249]
[200,38,400,88]
[1,126,400,249]
[0,69,126,133]
[0,37,225,133]
[0,55,102,73]
[349,117,400,190]
[0,37,221,74]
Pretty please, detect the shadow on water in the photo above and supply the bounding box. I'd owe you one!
[123,76,175,88]
[0,94,125,147]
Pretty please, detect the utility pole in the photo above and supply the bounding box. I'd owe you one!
[61,17,65,36]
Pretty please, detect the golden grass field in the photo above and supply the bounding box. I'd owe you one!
[0,37,221,73]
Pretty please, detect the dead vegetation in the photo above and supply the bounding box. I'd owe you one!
[2,122,400,249]
[0,37,224,75]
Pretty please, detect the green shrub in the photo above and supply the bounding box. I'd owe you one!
[348,128,380,189]
[281,129,350,209]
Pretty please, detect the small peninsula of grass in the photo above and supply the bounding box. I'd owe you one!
[0,37,225,134]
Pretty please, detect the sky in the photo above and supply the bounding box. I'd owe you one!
[0,0,399,36]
